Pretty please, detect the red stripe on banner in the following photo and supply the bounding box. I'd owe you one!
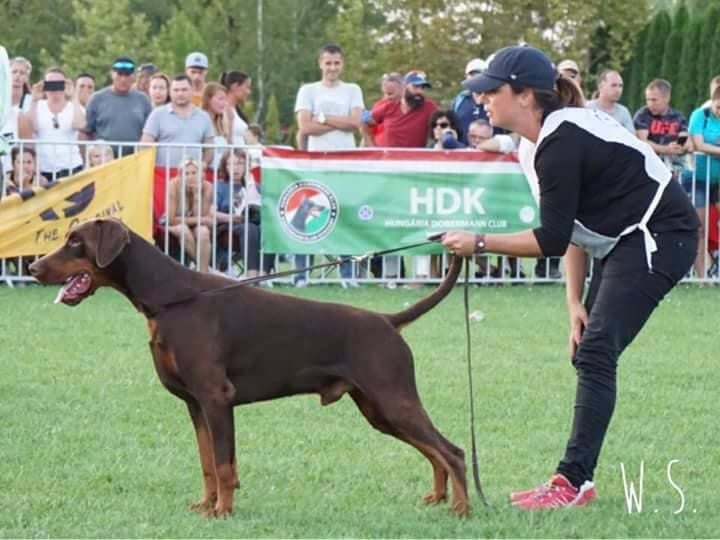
[262,146,519,163]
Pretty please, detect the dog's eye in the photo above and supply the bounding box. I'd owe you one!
[67,236,82,249]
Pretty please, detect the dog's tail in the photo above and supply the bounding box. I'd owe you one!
[385,255,463,329]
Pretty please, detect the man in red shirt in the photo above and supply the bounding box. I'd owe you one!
[365,71,438,282]
[361,72,403,147]
[367,70,437,148]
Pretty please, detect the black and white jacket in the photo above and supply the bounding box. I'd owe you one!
[519,107,699,268]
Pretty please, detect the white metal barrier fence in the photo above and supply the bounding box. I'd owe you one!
[1,140,718,286]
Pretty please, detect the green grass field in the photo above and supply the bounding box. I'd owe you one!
[0,283,717,538]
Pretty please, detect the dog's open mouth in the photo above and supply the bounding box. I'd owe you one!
[54,273,93,305]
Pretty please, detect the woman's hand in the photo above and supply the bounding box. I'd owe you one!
[441,231,477,257]
[568,301,589,360]
[31,81,44,102]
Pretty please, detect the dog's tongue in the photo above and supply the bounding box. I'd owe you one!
[54,274,90,305]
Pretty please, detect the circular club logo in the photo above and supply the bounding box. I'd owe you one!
[357,204,374,221]
[278,180,339,242]
[519,205,536,224]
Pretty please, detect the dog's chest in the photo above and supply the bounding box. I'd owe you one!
[147,319,185,391]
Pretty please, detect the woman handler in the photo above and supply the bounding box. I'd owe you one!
[442,46,699,510]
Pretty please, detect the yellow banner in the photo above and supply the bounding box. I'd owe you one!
[0,148,155,257]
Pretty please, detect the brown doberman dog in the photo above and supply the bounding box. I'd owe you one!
[29,219,469,517]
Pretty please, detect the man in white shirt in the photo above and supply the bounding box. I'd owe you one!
[586,70,635,133]
[293,43,364,287]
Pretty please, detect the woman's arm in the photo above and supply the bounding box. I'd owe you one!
[199,183,214,223]
[442,229,543,257]
[690,134,720,157]
[564,243,589,358]
[564,243,587,306]
[71,100,86,131]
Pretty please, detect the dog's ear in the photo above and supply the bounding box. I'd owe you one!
[95,219,130,268]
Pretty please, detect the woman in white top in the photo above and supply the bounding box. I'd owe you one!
[221,71,258,146]
[2,56,33,173]
[201,82,232,174]
[27,67,85,179]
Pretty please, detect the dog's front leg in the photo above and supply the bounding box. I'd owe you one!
[202,398,237,518]
[186,399,218,512]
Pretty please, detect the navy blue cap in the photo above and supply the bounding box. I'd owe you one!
[112,57,136,74]
[404,70,431,88]
[463,46,556,93]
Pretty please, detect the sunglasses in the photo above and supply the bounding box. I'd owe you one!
[52,115,59,129]
[433,121,450,129]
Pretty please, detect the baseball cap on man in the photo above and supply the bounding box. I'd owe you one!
[112,57,136,74]
[557,59,580,74]
[465,58,487,76]
[185,52,209,70]
[139,63,158,75]
[404,70,431,88]
[463,46,556,94]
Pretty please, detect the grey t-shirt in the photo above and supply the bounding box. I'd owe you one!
[142,104,214,167]
[586,100,635,133]
[84,88,152,153]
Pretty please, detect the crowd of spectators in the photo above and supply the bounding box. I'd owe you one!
[1,42,718,282]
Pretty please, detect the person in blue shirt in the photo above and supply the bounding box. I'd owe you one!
[451,58,490,145]
[686,85,720,277]
[214,149,262,278]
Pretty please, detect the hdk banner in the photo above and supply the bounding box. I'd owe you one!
[0,149,155,257]
[261,148,539,255]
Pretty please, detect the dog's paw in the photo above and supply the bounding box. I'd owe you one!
[423,492,448,505]
[190,495,217,513]
[203,503,233,519]
[450,499,470,518]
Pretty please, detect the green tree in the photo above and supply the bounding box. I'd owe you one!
[660,2,688,83]
[696,4,720,99]
[677,17,703,114]
[624,25,649,112]
[0,0,76,78]
[710,21,720,84]
[264,94,280,145]
[43,0,152,83]
[146,8,209,77]
[642,11,672,88]
[587,23,611,92]
[244,98,257,124]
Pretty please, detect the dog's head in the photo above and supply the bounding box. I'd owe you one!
[29,219,131,306]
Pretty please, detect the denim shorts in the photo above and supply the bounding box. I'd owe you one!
[681,176,719,208]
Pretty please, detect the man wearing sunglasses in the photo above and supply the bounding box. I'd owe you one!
[365,70,438,281]
[81,57,152,157]
[451,58,491,145]
[367,70,437,148]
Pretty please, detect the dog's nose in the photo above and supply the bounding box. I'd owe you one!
[28,261,41,277]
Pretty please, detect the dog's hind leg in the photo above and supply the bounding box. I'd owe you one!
[228,408,240,490]
[186,398,218,513]
[349,390,451,509]
[363,391,469,516]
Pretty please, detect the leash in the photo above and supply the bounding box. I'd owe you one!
[464,257,490,507]
[209,238,440,291]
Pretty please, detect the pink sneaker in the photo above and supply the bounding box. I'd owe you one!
[511,473,596,510]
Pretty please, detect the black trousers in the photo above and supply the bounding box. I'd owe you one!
[556,229,697,487]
